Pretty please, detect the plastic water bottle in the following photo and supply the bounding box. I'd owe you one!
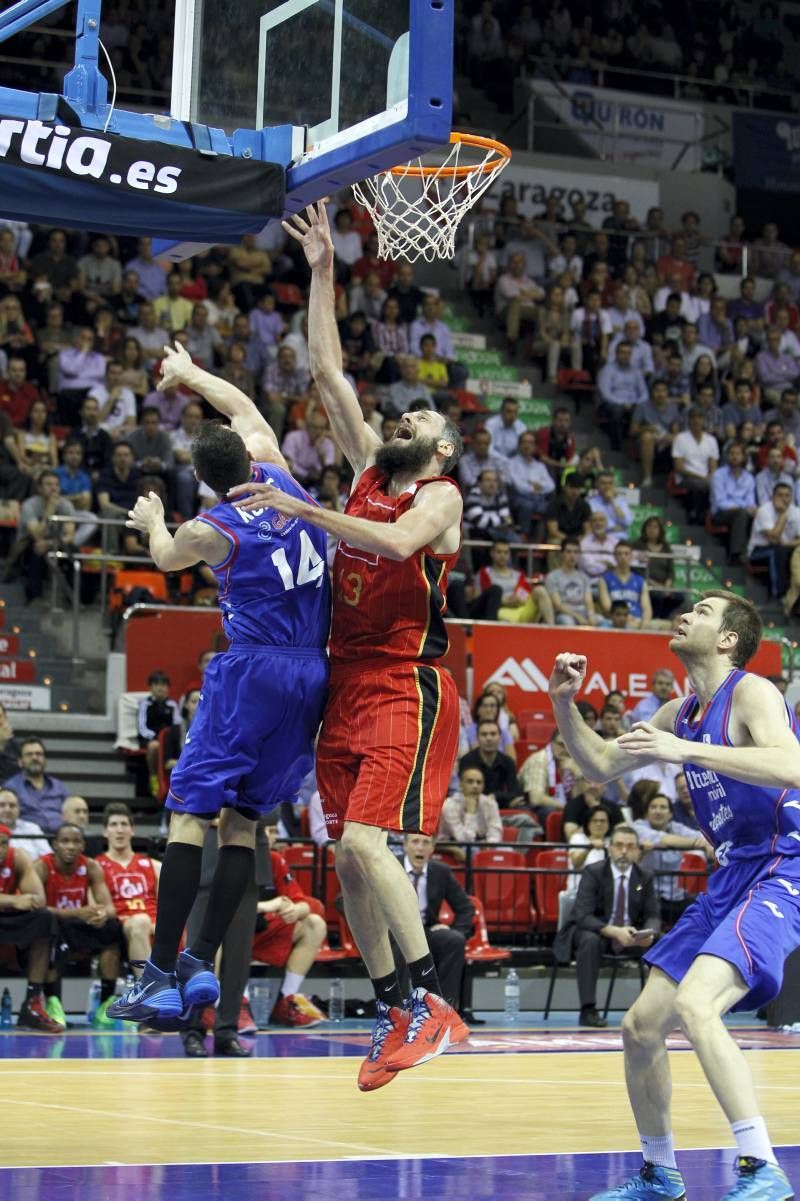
[0,988,12,1029]
[504,967,520,1022]
[328,976,345,1022]
[249,979,273,1030]
[86,979,101,1023]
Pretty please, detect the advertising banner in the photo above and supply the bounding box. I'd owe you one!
[528,81,703,170]
[733,112,800,192]
[484,159,659,228]
[470,624,781,723]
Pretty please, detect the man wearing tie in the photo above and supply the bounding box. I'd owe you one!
[396,833,474,1010]
[572,824,661,1027]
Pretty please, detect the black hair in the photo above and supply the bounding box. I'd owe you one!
[148,670,170,686]
[191,421,251,496]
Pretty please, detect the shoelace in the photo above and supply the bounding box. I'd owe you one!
[725,1158,767,1195]
[403,994,432,1044]
[368,1007,395,1061]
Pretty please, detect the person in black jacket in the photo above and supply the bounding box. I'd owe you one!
[459,720,526,809]
[567,824,661,1027]
[392,833,474,1010]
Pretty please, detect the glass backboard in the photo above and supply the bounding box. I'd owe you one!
[171,0,453,205]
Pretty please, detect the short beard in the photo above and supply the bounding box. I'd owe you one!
[375,433,440,479]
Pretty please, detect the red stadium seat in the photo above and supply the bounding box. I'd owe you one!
[322,846,340,925]
[471,848,537,941]
[437,899,455,925]
[533,848,569,932]
[545,810,564,843]
[281,844,316,899]
[432,850,467,888]
[502,826,520,843]
[678,851,709,895]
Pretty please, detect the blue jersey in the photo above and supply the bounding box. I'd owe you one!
[601,569,645,618]
[674,669,800,866]
[196,463,331,651]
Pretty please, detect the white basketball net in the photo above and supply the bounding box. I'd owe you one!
[352,137,511,263]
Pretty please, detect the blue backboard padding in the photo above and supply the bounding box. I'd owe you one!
[0,162,273,240]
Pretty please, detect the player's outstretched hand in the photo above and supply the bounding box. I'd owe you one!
[617,721,686,763]
[158,341,192,392]
[281,200,334,272]
[127,490,165,532]
[228,481,309,518]
[548,653,587,702]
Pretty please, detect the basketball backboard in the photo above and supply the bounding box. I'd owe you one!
[171,0,453,211]
[0,0,453,256]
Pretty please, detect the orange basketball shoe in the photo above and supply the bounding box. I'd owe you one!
[385,988,469,1073]
[357,1002,410,1092]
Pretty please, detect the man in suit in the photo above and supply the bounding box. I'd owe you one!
[393,833,474,1010]
[573,824,661,1027]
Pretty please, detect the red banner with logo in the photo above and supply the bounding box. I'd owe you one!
[469,623,781,723]
[0,659,35,683]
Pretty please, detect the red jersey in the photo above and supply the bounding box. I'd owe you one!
[330,467,460,664]
[0,847,17,894]
[40,852,90,910]
[269,850,305,902]
[96,852,158,920]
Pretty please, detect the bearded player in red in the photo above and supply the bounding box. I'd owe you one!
[230,200,469,1090]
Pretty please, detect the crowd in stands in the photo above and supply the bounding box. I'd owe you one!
[461,189,800,614]
[0,193,704,629]
[459,0,800,112]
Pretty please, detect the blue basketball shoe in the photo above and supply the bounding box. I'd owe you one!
[108,961,182,1023]
[589,1162,687,1200]
[176,949,219,1009]
[719,1158,794,1200]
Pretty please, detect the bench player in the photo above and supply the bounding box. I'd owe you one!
[35,822,120,1028]
[96,803,161,1021]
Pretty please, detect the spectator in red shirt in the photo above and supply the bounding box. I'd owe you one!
[765,288,800,331]
[535,406,577,476]
[656,235,696,292]
[756,420,798,472]
[0,358,43,427]
[351,231,396,291]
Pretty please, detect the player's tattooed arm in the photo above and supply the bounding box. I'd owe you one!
[158,342,288,469]
[127,492,227,571]
[229,477,462,561]
[283,202,382,475]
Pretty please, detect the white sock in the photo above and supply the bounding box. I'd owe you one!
[639,1133,678,1170]
[281,971,305,998]
[731,1117,777,1164]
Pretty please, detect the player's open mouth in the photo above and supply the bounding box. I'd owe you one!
[395,426,413,440]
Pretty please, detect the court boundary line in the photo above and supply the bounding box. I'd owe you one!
[1,1144,798,1172]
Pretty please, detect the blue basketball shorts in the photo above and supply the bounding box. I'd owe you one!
[645,855,800,1010]
[167,645,328,820]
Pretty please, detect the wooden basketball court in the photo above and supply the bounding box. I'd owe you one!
[1,1024,798,1200]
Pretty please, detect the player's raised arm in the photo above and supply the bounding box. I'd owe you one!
[158,342,288,468]
[548,653,681,782]
[619,672,800,789]
[126,491,226,572]
[228,476,462,562]
[283,202,382,475]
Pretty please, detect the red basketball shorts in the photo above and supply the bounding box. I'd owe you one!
[251,915,295,966]
[316,660,459,841]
